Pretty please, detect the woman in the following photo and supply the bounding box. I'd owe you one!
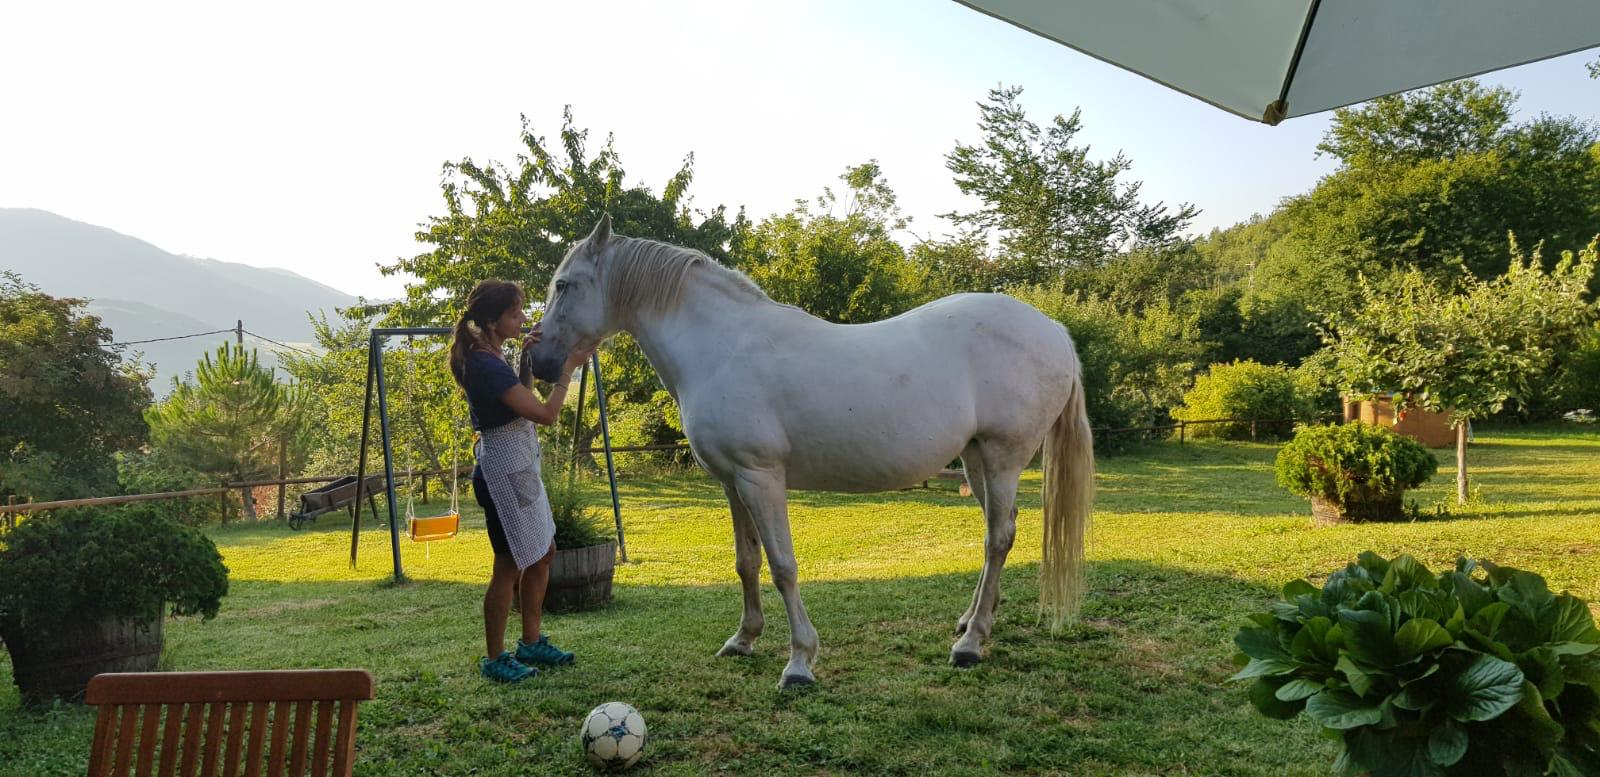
[449,279,595,683]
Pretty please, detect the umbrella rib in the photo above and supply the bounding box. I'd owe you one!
[1266,0,1324,125]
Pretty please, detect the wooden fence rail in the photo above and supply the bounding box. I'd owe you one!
[0,467,469,518]
[5,414,1343,520]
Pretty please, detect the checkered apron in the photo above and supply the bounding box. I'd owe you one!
[475,417,555,570]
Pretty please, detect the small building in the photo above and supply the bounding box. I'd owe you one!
[1343,394,1455,448]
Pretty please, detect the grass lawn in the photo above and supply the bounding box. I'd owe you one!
[4,424,1598,775]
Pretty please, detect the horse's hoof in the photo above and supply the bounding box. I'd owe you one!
[950,650,983,668]
[778,673,815,690]
[716,641,754,657]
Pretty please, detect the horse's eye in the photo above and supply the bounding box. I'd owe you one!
[554,280,568,293]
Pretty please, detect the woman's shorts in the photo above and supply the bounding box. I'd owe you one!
[472,471,511,556]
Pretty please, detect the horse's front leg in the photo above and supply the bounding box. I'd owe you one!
[733,467,818,689]
[716,483,764,657]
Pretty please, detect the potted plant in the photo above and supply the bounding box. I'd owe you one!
[1233,552,1600,776]
[542,465,616,613]
[1276,422,1438,524]
[0,505,228,705]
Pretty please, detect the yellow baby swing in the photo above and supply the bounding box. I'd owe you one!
[403,338,461,557]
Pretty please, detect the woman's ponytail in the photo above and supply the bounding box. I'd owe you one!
[448,279,525,388]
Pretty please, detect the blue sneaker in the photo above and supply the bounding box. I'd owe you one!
[515,635,575,667]
[480,651,536,683]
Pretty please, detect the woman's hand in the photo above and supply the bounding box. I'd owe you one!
[521,321,543,352]
[563,344,597,374]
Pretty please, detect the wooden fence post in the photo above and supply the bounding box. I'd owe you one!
[5,495,15,532]
[277,439,288,520]
[421,473,429,504]
[1178,421,1185,444]
[1251,419,1258,442]
[219,481,229,525]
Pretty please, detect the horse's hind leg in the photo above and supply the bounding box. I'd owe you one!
[717,483,765,657]
[733,467,819,689]
[951,459,1021,668]
[955,442,988,637]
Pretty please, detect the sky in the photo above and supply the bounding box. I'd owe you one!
[3,0,1597,300]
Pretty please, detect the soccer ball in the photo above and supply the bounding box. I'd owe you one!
[580,701,647,771]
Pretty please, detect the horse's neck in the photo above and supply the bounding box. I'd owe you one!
[622,265,769,397]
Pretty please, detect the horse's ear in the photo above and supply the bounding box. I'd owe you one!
[586,214,612,256]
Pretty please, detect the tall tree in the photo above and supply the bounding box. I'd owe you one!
[0,272,151,501]
[146,344,313,519]
[380,108,747,327]
[1322,238,1598,503]
[944,85,1197,286]
[741,162,921,323]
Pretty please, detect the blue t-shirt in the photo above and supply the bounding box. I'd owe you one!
[461,350,522,431]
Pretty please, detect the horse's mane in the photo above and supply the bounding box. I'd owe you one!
[605,236,774,317]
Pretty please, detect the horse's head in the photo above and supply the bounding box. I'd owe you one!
[527,215,615,381]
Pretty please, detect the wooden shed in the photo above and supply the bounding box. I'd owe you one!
[1342,394,1455,448]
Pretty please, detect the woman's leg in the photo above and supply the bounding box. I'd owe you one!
[518,541,555,642]
[484,552,519,658]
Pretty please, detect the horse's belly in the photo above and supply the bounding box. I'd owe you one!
[780,423,970,493]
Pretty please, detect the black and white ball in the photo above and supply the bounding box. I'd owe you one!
[581,701,647,771]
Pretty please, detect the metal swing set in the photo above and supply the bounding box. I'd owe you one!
[349,327,625,583]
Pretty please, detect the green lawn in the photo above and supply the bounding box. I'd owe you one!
[4,425,1598,775]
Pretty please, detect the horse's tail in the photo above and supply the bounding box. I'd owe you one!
[1040,362,1094,629]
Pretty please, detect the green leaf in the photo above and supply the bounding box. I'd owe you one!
[1236,626,1292,661]
[1396,618,1453,662]
[1518,647,1566,699]
[1306,689,1384,730]
[1449,572,1494,617]
[1426,722,1467,766]
[1341,608,1399,667]
[1283,578,1319,601]
[1276,678,1326,702]
[1248,677,1306,720]
[1513,680,1565,750]
[1547,595,1600,644]
[1498,571,1555,625]
[1291,617,1337,663]
[1338,655,1379,697]
[1445,653,1525,722]
[1231,658,1298,681]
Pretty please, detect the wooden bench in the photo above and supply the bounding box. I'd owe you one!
[86,669,375,777]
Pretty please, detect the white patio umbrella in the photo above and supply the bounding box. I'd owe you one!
[955,1,1600,124]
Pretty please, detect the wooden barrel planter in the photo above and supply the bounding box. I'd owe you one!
[1311,494,1404,525]
[1,614,163,705]
[545,541,616,613]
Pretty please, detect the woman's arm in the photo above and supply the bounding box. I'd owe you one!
[498,345,595,426]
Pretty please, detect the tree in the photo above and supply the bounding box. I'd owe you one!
[741,162,921,323]
[146,345,314,519]
[1315,81,1514,168]
[1321,238,1598,503]
[944,86,1197,286]
[380,107,747,327]
[375,110,747,470]
[0,272,152,501]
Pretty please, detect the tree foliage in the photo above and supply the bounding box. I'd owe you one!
[0,272,151,501]
[944,85,1198,285]
[146,344,314,517]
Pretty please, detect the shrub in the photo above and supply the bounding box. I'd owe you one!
[1233,552,1600,776]
[0,504,228,636]
[116,449,223,527]
[1276,423,1438,518]
[541,458,613,550]
[1171,359,1319,440]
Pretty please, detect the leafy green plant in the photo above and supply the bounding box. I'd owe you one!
[1276,423,1438,517]
[0,505,228,636]
[1172,359,1320,440]
[1233,552,1600,776]
[542,463,613,550]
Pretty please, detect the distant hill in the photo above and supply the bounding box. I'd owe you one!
[0,208,358,393]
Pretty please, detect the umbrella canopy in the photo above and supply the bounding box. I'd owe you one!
[956,0,1600,124]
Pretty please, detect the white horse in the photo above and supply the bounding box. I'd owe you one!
[527,217,1094,689]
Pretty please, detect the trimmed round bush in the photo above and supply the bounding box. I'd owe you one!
[1172,360,1317,440]
[1275,423,1438,522]
[0,504,229,635]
